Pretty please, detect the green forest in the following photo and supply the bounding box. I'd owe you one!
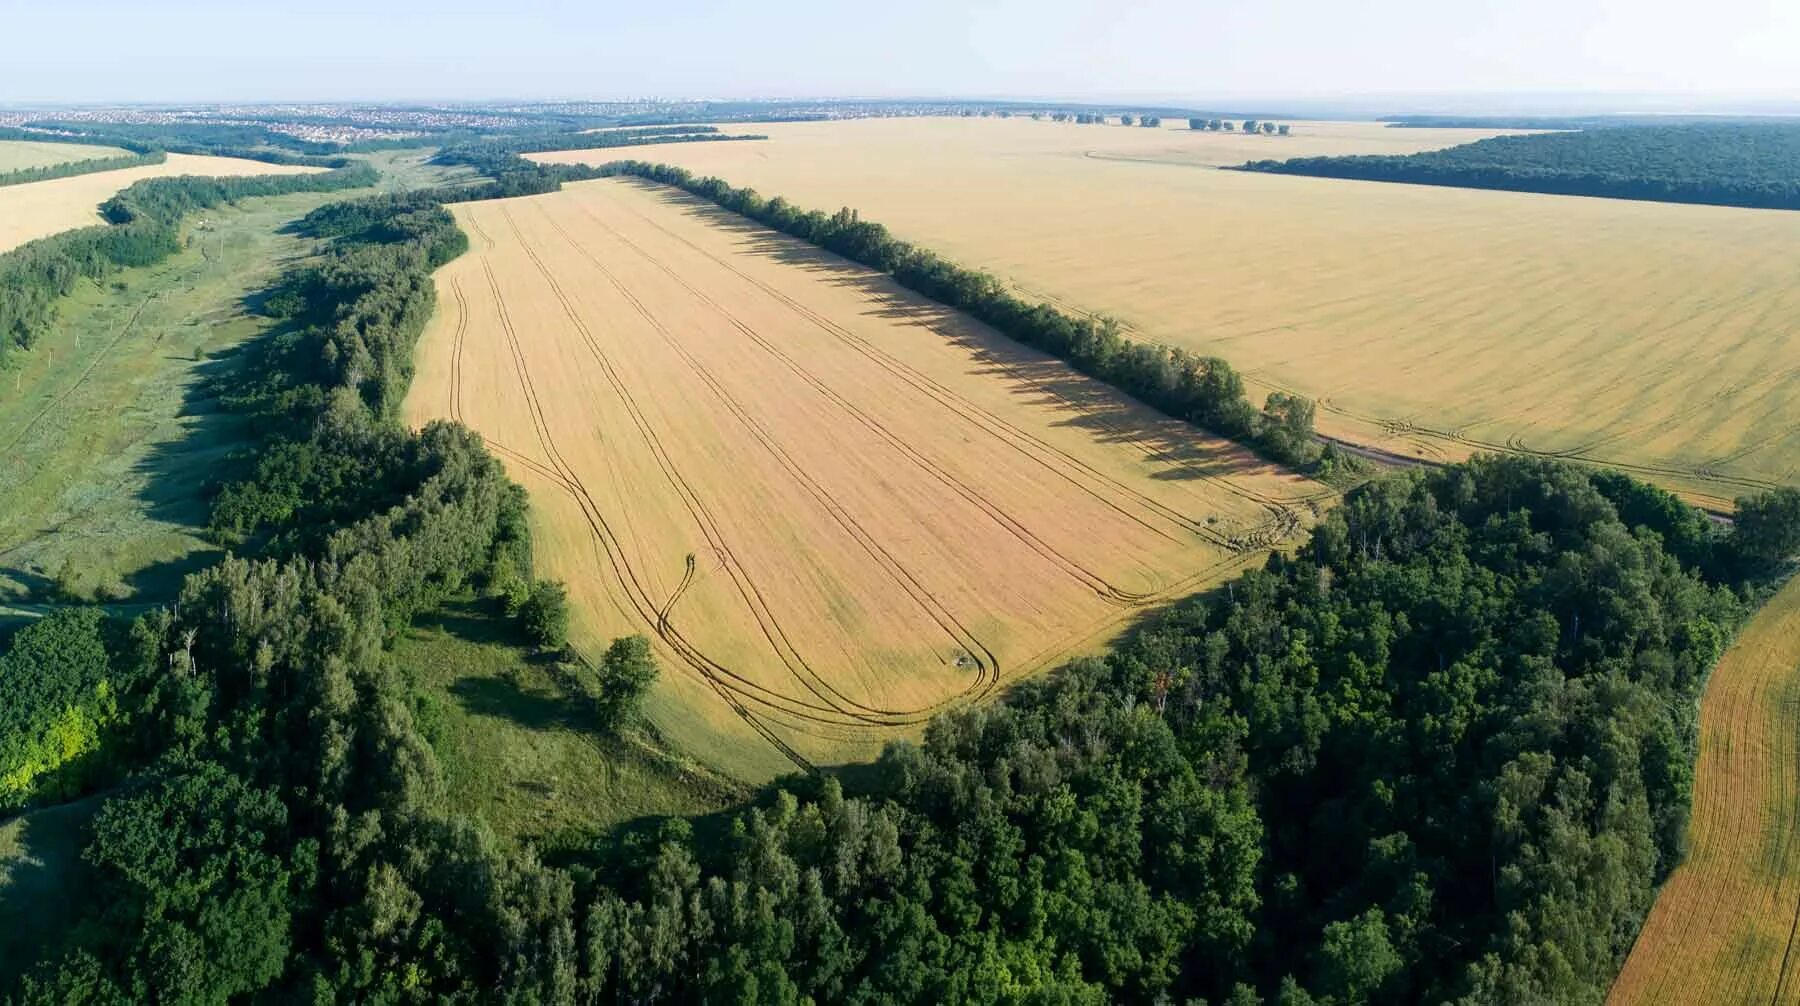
[1241,123,1800,210]
[0,137,1798,1003]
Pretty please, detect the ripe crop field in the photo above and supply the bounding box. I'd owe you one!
[0,139,131,172]
[403,178,1326,778]
[1609,576,1800,1005]
[536,117,1800,510]
[0,152,321,253]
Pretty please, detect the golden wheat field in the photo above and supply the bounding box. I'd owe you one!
[402,177,1326,778]
[1608,577,1800,1005]
[0,139,131,172]
[0,152,322,254]
[534,117,1800,510]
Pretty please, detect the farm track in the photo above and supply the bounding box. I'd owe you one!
[1609,577,1800,1005]
[419,184,1323,769]
[1245,358,1779,508]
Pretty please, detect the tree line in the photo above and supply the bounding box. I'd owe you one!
[0,162,376,369]
[1241,123,1800,210]
[588,159,1327,469]
[1189,119,1290,135]
[436,125,763,164]
[0,150,166,189]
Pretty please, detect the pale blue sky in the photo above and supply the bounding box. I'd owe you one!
[1,0,1796,107]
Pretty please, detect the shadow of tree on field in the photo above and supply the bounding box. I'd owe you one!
[621,181,1280,485]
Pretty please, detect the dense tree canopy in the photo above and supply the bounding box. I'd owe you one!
[1243,123,1800,210]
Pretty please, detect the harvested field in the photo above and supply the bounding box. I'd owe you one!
[535,116,1800,510]
[1610,576,1800,1005]
[0,152,321,253]
[0,139,130,172]
[403,177,1326,778]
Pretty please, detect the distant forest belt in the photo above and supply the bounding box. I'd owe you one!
[1608,576,1800,1004]
[404,180,1326,774]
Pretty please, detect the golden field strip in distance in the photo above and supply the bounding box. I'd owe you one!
[1608,577,1800,1005]
[534,117,1800,510]
[0,152,322,253]
[402,178,1326,779]
[0,139,132,172]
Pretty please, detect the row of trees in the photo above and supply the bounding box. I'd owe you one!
[0,163,376,369]
[590,159,1326,468]
[1190,118,1290,135]
[0,150,165,189]
[438,124,765,161]
[1244,123,1800,210]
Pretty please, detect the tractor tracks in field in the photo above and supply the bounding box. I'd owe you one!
[467,222,824,768]
[578,186,1316,553]
[546,198,1179,605]
[502,202,1001,717]
[448,188,1323,769]
[477,205,997,768]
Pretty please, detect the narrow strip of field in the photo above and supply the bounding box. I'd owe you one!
[0,139,131,172]
[0,152,322,253]
[1609,576,1800,1005]
[403,177,1326,778]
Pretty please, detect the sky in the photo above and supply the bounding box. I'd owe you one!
[2,0,1797,109]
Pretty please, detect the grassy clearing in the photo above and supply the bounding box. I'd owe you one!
[0,150,455,608]
[0,189,331,605]
[403,177,1324,779]
[0,794,100,976]
[1608,575,1800,1004]
[399,599,742,850]
[0,140,131,172]
[536,116,1800,510]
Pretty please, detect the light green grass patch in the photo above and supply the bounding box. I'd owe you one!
[400,600,744,851]
[0,189,337,604]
